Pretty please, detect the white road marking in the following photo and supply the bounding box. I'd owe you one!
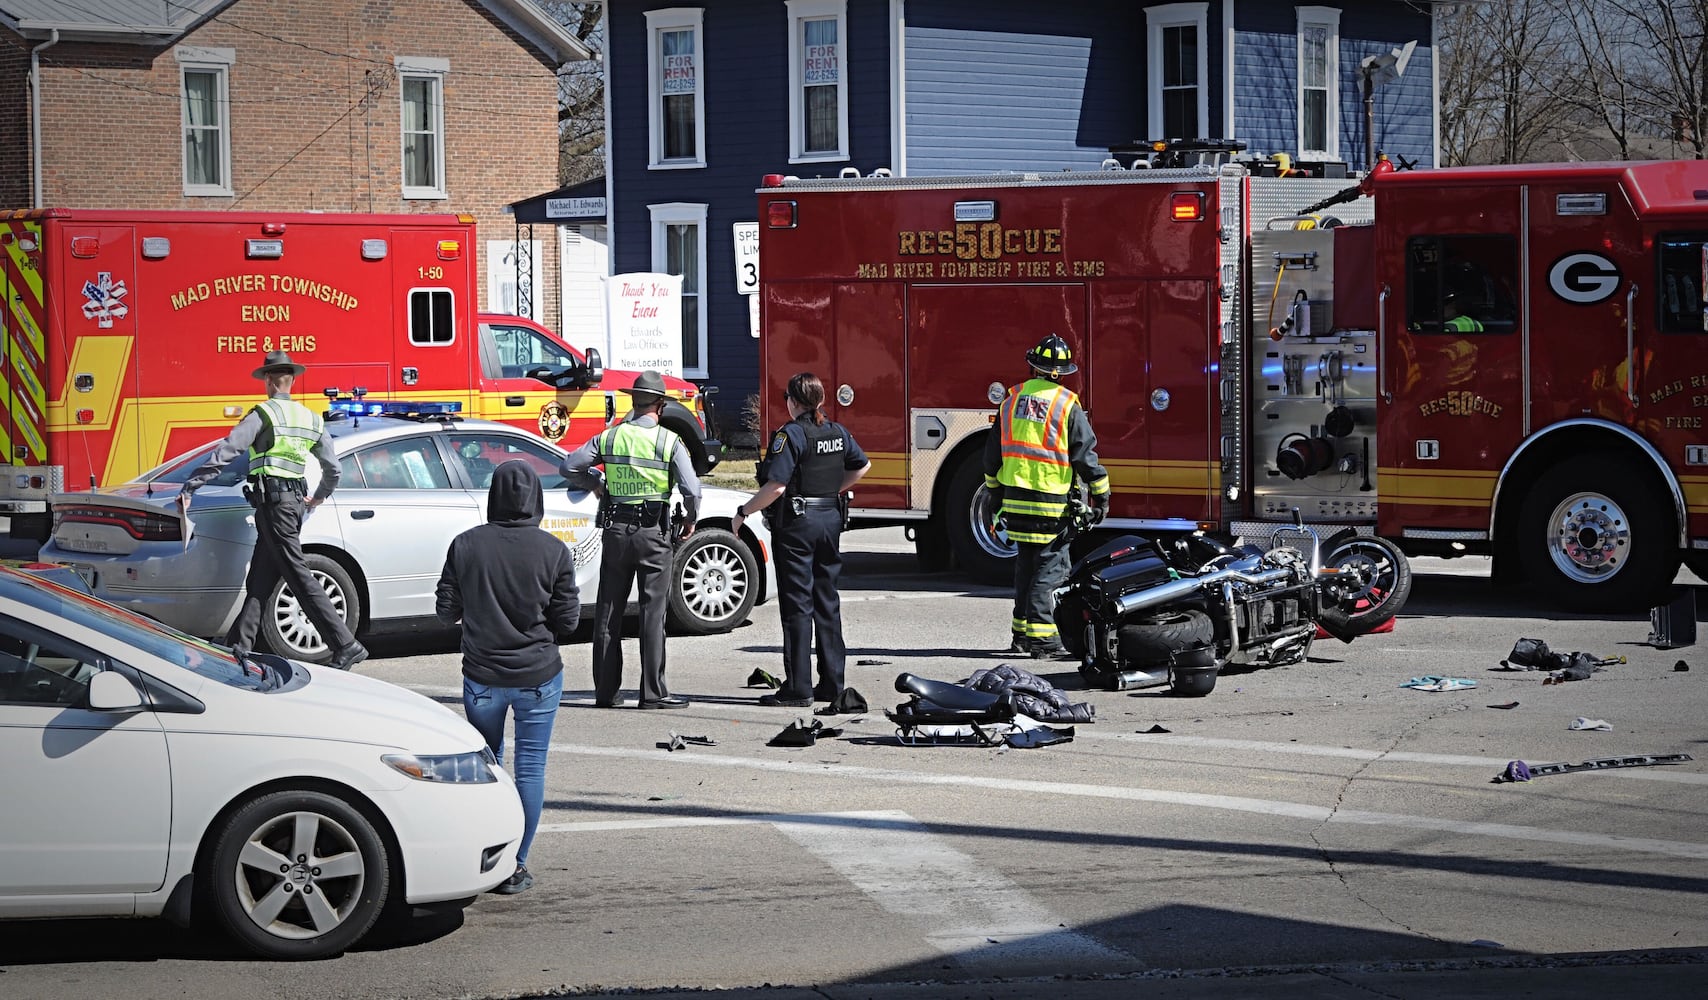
[548,743,1708,860]
[770,809,1129,968]
[397,681,1702,787]
[1087,733,1708,785]
[537,809,1126,968]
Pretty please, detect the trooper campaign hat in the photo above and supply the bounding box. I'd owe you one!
[621,369,669,401]
[251,350,306,379]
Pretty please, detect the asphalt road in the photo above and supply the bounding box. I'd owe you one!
[3,529,1706,999]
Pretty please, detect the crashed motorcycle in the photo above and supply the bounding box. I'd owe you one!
[1052,512,1410,697]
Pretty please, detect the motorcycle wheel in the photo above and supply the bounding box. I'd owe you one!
[1318,534,1413,634]
[1117,610,1215,667]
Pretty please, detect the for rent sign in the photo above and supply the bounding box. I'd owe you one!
[604,272,683,376]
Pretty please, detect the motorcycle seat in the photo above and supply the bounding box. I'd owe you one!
[894,673,1004,712]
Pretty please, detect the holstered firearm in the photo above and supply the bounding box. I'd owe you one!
[839,490,852,531]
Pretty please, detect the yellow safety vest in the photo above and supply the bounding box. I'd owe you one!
[996,378,1076,498]
[598,422,677,503]
[247,399,321,480]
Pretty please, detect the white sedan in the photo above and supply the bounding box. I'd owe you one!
[0,567,523,959]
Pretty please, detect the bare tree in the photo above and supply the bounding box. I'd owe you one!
[1438,0,1580,165]
[541,2,605,184]
[1613,0,1707,158]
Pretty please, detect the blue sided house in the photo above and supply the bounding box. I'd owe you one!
[601,1,1441,424]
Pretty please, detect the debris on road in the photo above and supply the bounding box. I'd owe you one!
[1139,724,1172,733]
[1399,675,1477,691]
[1505,637,1625,683]
[745,668,783,689]
[1676,660,1691,672]
[1568,717,1613,732]
[1488,701,1520,710]
[1492,753,1694,783]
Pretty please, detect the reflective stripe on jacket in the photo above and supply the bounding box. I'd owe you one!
[599,422,677,502]
[247,398,321,480]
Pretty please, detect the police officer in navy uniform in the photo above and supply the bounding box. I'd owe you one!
[178,350,368,670]
[733,372,869,708]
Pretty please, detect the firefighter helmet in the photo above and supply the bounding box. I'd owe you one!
[1026,334,1078,377]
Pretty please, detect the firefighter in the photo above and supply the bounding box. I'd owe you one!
[1442,288,1485,333]
[178,351,368,670]
[984,334,1111,659]
[559,370,701,709]
[733,372,870,707]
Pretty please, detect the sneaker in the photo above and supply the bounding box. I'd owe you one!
[758,693,812,707]
[328,641,369,671]
[491,864,533,895]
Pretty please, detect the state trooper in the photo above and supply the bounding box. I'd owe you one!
[733,372,869,707]
[560,370,701,709]
[178,350,368,670]
[983,334,1111,659]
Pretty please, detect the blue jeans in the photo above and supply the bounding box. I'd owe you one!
[462,672,563,866]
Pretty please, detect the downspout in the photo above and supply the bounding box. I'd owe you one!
[30,29,61,208]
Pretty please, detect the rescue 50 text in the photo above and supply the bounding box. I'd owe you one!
[899,223,1063,259]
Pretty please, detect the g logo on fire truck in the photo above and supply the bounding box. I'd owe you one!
[1548,252,1621,305]
[538,401,569,442]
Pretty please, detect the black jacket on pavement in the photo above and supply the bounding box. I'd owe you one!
[436,461,581,688]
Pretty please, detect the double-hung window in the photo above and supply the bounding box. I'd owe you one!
[1297,7,1341,160]
[176,46,234,197]
[647,9,706,169]
[788,0,847,162]
[650,203,708,378]
[398,57,448,199]
[1145,3,1208,141]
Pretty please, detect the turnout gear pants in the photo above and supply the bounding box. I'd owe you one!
[1012,525,1072,648]
[593,521,673,704]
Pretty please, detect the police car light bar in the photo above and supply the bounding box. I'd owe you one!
[326,399,463,418]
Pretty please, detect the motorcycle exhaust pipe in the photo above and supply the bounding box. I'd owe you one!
[1110,565,1295,618]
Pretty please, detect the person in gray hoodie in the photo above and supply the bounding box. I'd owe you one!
[436,460,580,895]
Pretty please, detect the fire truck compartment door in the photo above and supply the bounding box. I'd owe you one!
[1377,186,1523,533]
[1087,280,1215,522]
[61,227,144,487]
[906,283,1084,506]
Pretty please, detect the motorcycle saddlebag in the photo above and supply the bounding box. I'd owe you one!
[1084,537,1172,598]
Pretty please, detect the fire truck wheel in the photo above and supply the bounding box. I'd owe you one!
[1319,534,1412,633]
[944,455,1015,582]
[261,554,363,662]
[667,528,759,635]
[1519,455,1679,612]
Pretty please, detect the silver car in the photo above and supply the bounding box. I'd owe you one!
[40,412,772,661]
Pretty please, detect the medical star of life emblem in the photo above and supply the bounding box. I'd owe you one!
[81,272,129,328]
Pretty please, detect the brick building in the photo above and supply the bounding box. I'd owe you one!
[1,0,587,324]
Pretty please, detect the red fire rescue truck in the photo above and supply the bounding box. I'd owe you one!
[0,209,718,541]
[757,157,1708,611]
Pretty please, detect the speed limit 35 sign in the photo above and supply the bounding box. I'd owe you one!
[733,222,759,294]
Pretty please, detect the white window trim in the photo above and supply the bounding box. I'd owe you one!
[175,47,234,198]
[646,8,707,170]
[649,202,709,380]
[1296,6,1341,160]
[397,57,449,200]
[1145,2,1209,141]
[787,0,849,164]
